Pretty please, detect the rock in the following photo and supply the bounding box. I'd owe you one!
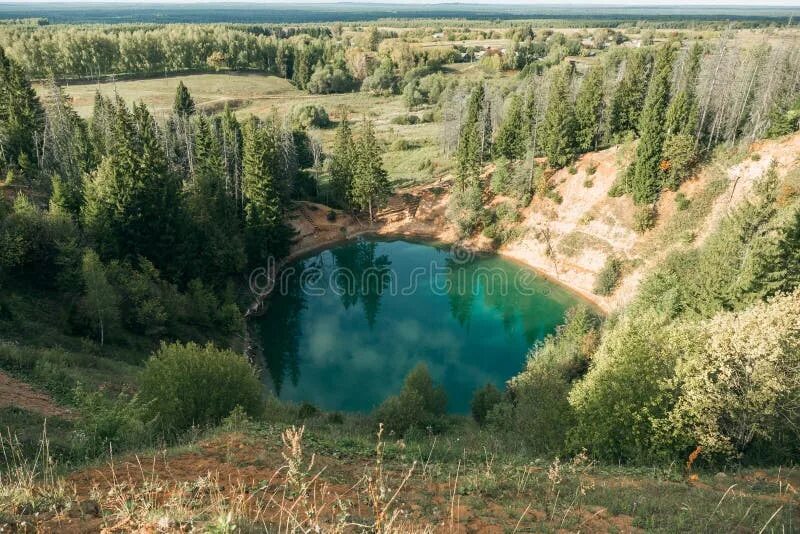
[79,500,101,518]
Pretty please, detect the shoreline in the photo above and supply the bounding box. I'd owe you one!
[246,216,610,317]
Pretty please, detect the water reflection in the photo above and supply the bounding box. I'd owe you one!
[252,238,580,412]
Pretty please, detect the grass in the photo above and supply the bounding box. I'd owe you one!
[1,416,795,532]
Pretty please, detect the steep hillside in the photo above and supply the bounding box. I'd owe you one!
[286,132,800,312]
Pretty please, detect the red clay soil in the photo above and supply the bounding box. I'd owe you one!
[0,371,72,418]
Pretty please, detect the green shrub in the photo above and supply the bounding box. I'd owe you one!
[471,383,503,425]
[665,291,800,463]
[582,178,594,188]
[139,342,264,433]
[71,386,151,459]
[586,162,598,175]
[674,192,690,211]
[510,307,600,452]
[593,256,623,296]
[391,139,416,151]
[292,104,331,129]
[633,204,657,233]
[421,111,435,123]
[374,363,447,435]
[390,114,419,125]
[567,165,578,175]
[568,311,689,462]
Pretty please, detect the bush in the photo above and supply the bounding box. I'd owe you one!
[446,185,484,238]
[665,291,800,463]
[391,139,416,151]
[509,307,600,452]
[633,204,657,233]
[471,383,502,425]
[586,162,598,175]
[567,165,578,175]
[139,342,264,433]
[674,192,690,211]
[71,386,151,459]
[292,104,330,129]
[390,114,419,125]
[593,256,623,296]
[374,363,447,435]
[568,311,689,462]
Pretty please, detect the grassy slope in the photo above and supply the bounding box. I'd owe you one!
[13,417,797,532]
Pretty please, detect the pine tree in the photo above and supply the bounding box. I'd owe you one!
[329,111,357,208]
[82,101,184,278]
[0,45,45,178]
[173,81,196,117]
[455,85,484,190]
[777,208,800,292]
[242,117,290,265]
[630,45,676,204]
[539,65,577,169]
[607,49,652,138]
[351,119,392,222]
[493,93,527,161]
[219,103,243,210]
[665,43,702,137]
[186,115,245,281]
[574,64,605,152]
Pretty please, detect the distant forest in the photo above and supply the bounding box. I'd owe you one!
[0,3,798,26]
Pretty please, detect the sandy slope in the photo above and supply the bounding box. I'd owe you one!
[284,132,800,313]
[0,370,71,418]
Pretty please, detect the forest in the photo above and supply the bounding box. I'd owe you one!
[1,11,800,532]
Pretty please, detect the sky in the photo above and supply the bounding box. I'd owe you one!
[14,0,800,5]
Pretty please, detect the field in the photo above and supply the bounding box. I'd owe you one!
[45,71,472,185]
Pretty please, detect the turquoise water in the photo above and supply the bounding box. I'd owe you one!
[251,237,582,413]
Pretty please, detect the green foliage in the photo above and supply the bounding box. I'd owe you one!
[663,291,800,463]
[569,310,688,462]
[307,56,356,94]
[0,45,44,179]
[328,114,357,209]
[71,386,151,459]
[660,134,698,190]
[374,363,447,435]
[390,114,419,125]
[455,84,487,190]
[470,383,502,425]
[81,249,119,346]
[630,45,675,204]
[633,204,657,233]
[574,64,605,152]
[242,117,292,264]
[292,104,330,129]
[173,80,195,117]
[493,94,527,161]
[361,57,397,96]
[509,306,600,453]
[539,65,577,168]
[593,255,623,296]
[607,49,652,139]
[446,183,484,238]
[351,119,392,221]
[139,342,264,433]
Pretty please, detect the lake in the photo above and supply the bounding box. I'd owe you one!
[250,237,583,413]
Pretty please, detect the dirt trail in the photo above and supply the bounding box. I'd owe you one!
[0,371,72,418]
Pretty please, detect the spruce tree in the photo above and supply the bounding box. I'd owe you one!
[82,101,184,278]
[455,85,484,190]
[187,115,244,281]
[777,208,800,292]
[607,49,652,138]
[351,119,392,222]
[0,46,44,178]
[665,43,702,137]
[219,103,243,211]
[574,64,605,153]
[630,45,676,204]
[539,65,577,169]
[173,81,196,117]
[242,117,290,264]
[493,93,527,161]
[329,111,357,208]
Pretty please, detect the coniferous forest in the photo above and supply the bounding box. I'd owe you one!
[1,6,800,532]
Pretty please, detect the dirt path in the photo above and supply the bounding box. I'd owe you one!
[0,371,72,418]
